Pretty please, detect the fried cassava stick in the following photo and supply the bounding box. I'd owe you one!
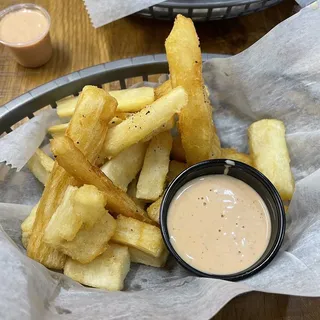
[51,136,152,224]
[165,14,221,164]
[27,86,117,269]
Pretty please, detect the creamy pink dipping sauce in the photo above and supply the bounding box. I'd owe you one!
[0,6,52,67]
[167,175,271,275]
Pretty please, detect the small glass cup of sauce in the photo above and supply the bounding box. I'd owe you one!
[160,159,286,281]
[0,3,52,68]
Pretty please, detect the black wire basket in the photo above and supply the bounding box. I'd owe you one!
[137,0,283,21]
[0,53,224,135]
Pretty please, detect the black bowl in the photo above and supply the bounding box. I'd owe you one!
[160,159,286,281]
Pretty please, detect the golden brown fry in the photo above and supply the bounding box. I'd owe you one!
[248,119,295,201]
[64,244,130,291]
[108,116,123,127]
[48,117,122,138]
[142,116,175,143]
[167,160,188,183]
[109,87,154,112]
[47,211,116,264]
[137,131,172,201]
[165,14,220,164]
[22,232,29,249]
[27,165,77,269]
[146,196,163,224]
[27,86,117,269]
[44,185,81,243]
[47,123,69,137]
[73,184,108,228]
[57,88,154,117]
[27,149,54,185]
[221,148,253,166]
[154,80,172,100]
[101,142,147,191]
[171,135,186,162]
[43,184,108,246]
[51,136,152,224]
[112,215,166,257]
[127,179,147,210]
[66,86,117,165]
[21,202,39,248]
[56,96,79,118]
[203,87,221,160]
[102,86,188,158]
[43,184,112,263]
[116,112,128,120]
[129,247,169,268]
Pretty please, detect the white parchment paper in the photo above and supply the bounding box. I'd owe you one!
[83,0,165,28]
[0,109,59,171]
[1,4,320,319]
[295,0,319,8]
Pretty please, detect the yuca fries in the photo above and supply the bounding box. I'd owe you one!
[101,142,147,191]
[137,131,172,201]
[27,86,117,269]
[248,119,295,200]
[112,215,166,258]
[165,14,221,164]
[108,116,123,127]
[21,202,39,248]
[57,87,154,117]
[44,186,81,242]
[127,179,147,210]
[102,86,188,158]
[147,196,163,224]
[171,135,186,162]
[64,244,130,291]
[44,185,107,244]
[47,210,116,264]
[142,116,175,143]
[51,136,152,224]
[48,117,123,138]
[67,86,117,164]
[73,184,108,228]
[22,14,297,292]
[167,160,188,183]
[129,247,169,268]
[109,87,154,112]
[155,80,172,99]
[48,123,69,137]
[221,148,253,166]
[27,149,54,185]
[56,96,79,118]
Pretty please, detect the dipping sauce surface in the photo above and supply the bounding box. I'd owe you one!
[0,6,52,67]
[0,9,49,45]
[168,174,271,275]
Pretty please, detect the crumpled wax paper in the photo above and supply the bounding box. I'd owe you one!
[83,0,165,28]
[295,0,319,8]
[0,109,59,171]
[1,4,320,320]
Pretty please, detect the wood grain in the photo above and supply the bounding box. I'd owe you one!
[1,0,294,105]
[214,292,320,320]
[1,0,319,318]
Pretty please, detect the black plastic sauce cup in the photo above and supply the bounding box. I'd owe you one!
[160,159,286,281]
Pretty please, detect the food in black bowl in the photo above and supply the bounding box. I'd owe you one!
[160,159,286,281]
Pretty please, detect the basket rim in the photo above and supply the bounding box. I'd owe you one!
[154,0,267,8]
[0,53,228,134]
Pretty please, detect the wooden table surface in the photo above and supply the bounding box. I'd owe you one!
[1,0,320,319]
